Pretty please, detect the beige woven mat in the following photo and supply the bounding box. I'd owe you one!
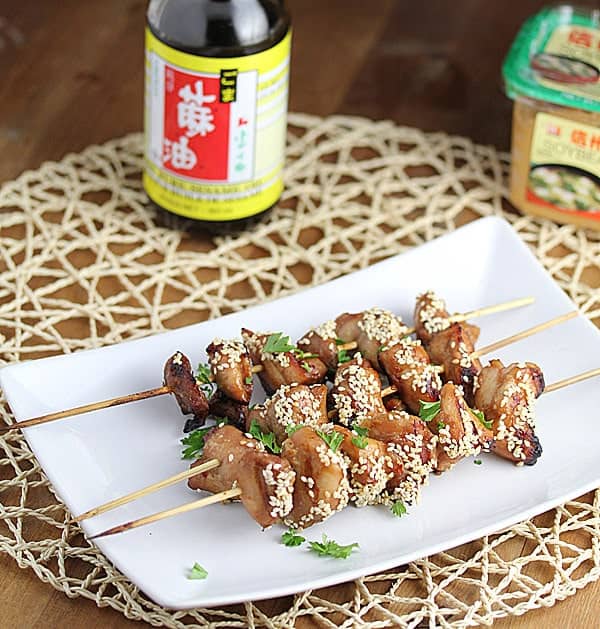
[1,113,599,628]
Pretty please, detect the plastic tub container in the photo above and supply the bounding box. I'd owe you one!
[503,5,600,230]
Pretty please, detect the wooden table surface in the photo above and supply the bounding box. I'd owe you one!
[1,1,599,627]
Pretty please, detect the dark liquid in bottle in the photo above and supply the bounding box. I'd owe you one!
[145,0,291,233]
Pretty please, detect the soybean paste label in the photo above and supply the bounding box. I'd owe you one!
[144,29,291,221]
[527,113,600,216]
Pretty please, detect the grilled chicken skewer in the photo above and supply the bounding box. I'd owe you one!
[81,366,600,538]
[2,299,569,435]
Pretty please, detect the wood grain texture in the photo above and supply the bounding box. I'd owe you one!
[0,1,598,627]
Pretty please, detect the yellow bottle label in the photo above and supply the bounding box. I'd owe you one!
[143,28,291,221]
[527,112,600,215]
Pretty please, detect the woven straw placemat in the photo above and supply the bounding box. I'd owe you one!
[1,113,599,628]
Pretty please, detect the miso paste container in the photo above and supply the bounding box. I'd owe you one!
[503,5,600,230]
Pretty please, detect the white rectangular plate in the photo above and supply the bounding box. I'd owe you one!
[1,216,599,610]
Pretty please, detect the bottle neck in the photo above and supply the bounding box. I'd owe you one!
[147,0,289,58]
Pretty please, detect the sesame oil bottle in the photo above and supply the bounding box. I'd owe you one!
[144,0,291,231]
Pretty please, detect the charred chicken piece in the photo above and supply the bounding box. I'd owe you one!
[242,328,327,395]
[474,359,544,466]
[206,338,253,404]
[208,390,248,431]
[414,291,481,405]
[363,410,438,506]
[188,425,296,528]
[281,426,350,529]
[379,338,443,414]
[246,383,328,445]
[297,320,339,371]
[334,425,404,507]
[330,355,387,426]
[335,307,407,369]
[427,382,493,473]
[164,351,209,430]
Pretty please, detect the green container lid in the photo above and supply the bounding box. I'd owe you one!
[503,5,600,113]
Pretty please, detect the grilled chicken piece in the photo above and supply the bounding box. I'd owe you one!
[281,426,350,529]
[427,383,493,473]
[208,390,248,431]
[164,352,209,430]
[335,307,407,369]
[334,425,404,507]
[379,338,443,414]
[246,383,328,445]
[297,320,339,371]
[474,359,544,466]
[188,425,295,528]
[330,355,387,426]
[242,328,327,395]
[414,291,481,405]
[206,339,253,404]
[363,410,438,505]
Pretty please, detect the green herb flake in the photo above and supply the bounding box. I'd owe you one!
[245,375,253,385]
[437,420,446,431]
[391,500,407,517]
[351,435,368,449]
[419,400,441,422]
[474,459,483,466]
[316,429,344,453]
[195,362,216,397]
[308,534,359,559]
[249,419,281,454]
[285,423,303,436]
[472,408,493,430]
[335,338,346,346]
[188,562,208,580]
[337,348,351,364]
[351,424,369,449]
[181,426,213,460]
[263,332,297,354]
[281,529,306,547]
[301,360,312,373]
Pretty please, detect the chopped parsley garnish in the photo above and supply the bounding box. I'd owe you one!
[285,423,304,436]
[419,400,441,422]
[335,337,345,346]
[188,562,208,580]
[245,375,253,384]
[337,348,351,364]
[308,534,359,559]
[437,420,446,431]
[316,429,344,453]
[301,360,312,373]
[351,424,368,449]
[281,529,306,547]
[294,349,318,360]
[474,459,483,465]
[181,426,213,459]
[472,408,492,429]
[263,332,296,354]
[195,362,216,397]
[249,419,281,454]
[391,500,407,517]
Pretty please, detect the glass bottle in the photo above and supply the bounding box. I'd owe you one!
[145,0,291,232]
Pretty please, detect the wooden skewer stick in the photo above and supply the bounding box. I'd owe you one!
[71,459,220,523]
[335,296,535,352]
[89,487,241,540]
[0,365,264,434]
[544,367,600,394]
[0,297,533,434]
[470,310,578,359]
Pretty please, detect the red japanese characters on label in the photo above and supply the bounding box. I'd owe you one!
[148,61,258,184]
